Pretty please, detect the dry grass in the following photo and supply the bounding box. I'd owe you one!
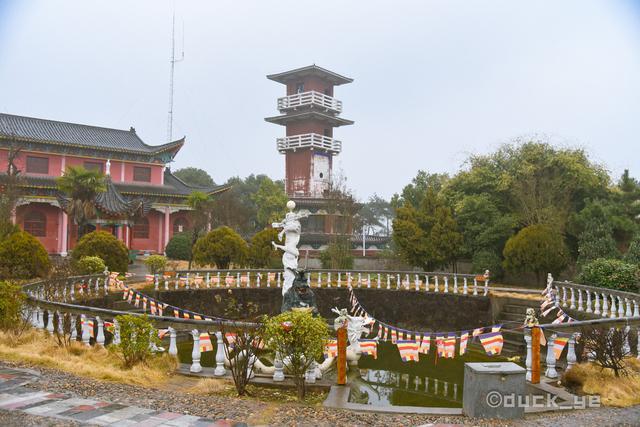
[490,290,542,301]
[0,330,177,388]
[186,377,233,395]
[562,358,640,407]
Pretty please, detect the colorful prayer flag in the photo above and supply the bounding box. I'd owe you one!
[472,328,483,340]
[324,340,338,359]
[127,290,133,303]
[419,334,431,354]
[552,313,566,324]
[479,331,504,355]
[383,327,389,341]
[396,340,419,362]
[134,293,140,307]
[199,333,213,352]
[391,329,397,344]
[444,335,456,358]
[491,324,502,332]
[436,334,445,357]
[553,337,569,359]
[359,339,378,359]
[150,300,157,315]
[145,274,154,283]
[459,331,469,356]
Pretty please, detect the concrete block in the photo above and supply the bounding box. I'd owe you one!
[463,362,526,419]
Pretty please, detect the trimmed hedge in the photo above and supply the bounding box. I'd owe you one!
[75,256,106,275]
[71,231,128,273]
[0,231,51,279]
[577,258,639,292]
[165,233,191,261]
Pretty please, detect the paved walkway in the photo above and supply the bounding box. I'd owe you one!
[0,367,245,426]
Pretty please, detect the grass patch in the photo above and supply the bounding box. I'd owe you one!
[0,330,177,387]
[490,290,542,301]
[562,359,640,407]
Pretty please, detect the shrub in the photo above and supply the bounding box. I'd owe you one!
[192,226,248,269]
[577,220,619,267]
[113,314,159,368]
[503,224,568,286]
[71,231,128,273]
[262,310,329,400]
[75,256,105,275]
[577,258,639,292]
[320,237,354,270]
[472,250,503,279]
[0,281,28,335]
[0,231,51,279]
[165,232,191,261]
[624,234,640,265]
[144,255,167,275]
[248,228,281,268]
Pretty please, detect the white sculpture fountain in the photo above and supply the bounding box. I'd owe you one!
[271,200,309,296]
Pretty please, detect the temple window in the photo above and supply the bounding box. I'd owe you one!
[173,217,189,234]
[26,156,49,174]
[133,218,149,239]
[83,161,104,173]
[24,211,46,236]
[133,166,151,182]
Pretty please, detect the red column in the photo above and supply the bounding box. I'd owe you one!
[164,207,170,251]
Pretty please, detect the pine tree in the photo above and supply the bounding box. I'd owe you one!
[577,219,619,266]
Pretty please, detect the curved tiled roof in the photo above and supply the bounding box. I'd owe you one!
[0,113,183,155]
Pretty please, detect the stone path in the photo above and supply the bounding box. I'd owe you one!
[0,367,245,426]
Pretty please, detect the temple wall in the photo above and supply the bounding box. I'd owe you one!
[15,203,61,253]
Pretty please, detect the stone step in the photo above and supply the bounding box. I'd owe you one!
[501,303,536,314]
[498,312,525,322]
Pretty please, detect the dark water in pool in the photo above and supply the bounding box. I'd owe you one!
[175,338,514,408]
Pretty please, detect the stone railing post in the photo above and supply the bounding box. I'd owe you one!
[601,293,608,317]
[338,272,342,288]
[154,275,159,291]
[96,316,105,346]
[610,295,617,319]
[577,289,583,311]
[168,327,177,356]
[70,315,77,341]
[56,311,64,335]
[305,361,317,384]
[377,273,381,289]
[524,329,532,382]
[634,300,639,318]
[561,287,567,306]
[444,276,450,293]
[463,277,468,294]
[190,329,202,373]
[273,351,285,382]
[586,291,593,313]
[386,274,390,289]
[81,315,91,346]
[453,275,458,293]
[545,334,558,378]
[625,298,632,317]
[30,307,39,327]
[214,331,226,376]
[473,277,478,296]
[618,296,625,318]
[569,288,576,309]
[483,278,489,296]
[46,310,54,334]
[622,325,631,354]
[206,272,211,288]
[566,333,577,371]
[113,319,120,345]
[594,292,601,315]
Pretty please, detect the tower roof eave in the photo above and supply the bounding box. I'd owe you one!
[264,111,354,127]
[267,65,353,85]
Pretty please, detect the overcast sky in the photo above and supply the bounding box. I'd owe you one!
[1,0,639,200]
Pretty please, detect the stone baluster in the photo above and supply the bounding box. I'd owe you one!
[386,274,390,289]
[69,282,75,301]
[634,301,640,318]
[424,275,429,291]
[545,334,558,378]
[594,292,601,315]
[377,273,381,289]
[206,272,211,288]
[163,277,168,290]
[414,274,420,291]
[444,381,449,396]
[561,287,567,307]
[256,273,262,288]
[355,273,360,288]
[96,316,105,346]
[434,378,439,394]
[94,278,99,293]
[194,275,200,289]
[424,377,429,392]
[585,290,592,313]
[337,272,342,288]
[56,311,64,336]
[622,326,631,354]
[610,295,617,319]
[247,272,251,288]
[433,275,438,293]
[216,272,221,288]
[577,289,584,311]
[185,273,191,289]
[368,274,372,289]
[62,287,67,302]
[396,274,400,289]
[347,273,352,288]
[473,277,478,295]
[30,307,39,327]
[453,383,458,400]
[453,275,458,293]
[174,275,180,290]
[566,333,578,371]
[214,331,226,376]
[236,272,241,288]
[70,315,77,341]
[190,330,202,373]
[618,297,625,318]
[154,275,159,291]
[444,276,449,293]
[327,272,332,288]
[168,327,177,356]
[601,293,608,317]
[524,329,532,381]
[81,315,91,346]
[317,272,322,288]
[625,298,632,318]
[569,288,576,309]
[484,278,489,296]
[37,307,44,329]
[45,310,54,334]
[463,277,468,294]
[273,351,285,381]
[112,319,120,345]
[414,376,420,390]
[277,272,282,288]
[86,280,91,296]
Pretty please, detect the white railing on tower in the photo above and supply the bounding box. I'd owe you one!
[277,133,342,154]
[277,91,342,113]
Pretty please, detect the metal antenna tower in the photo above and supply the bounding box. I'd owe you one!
[167,10,184,142]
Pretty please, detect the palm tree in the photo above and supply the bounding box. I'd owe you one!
[186,191,212,269]
[57,166,106,239]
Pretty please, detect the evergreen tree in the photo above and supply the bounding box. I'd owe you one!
[577,219,619,266]
[624,234,640,265]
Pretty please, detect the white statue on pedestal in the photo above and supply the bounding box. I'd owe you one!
[272,201,309,296]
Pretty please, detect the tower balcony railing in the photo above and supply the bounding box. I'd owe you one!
[277,91,342,113]
[277,133,342,154]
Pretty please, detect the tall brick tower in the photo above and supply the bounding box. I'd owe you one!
[266,65,354,251]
